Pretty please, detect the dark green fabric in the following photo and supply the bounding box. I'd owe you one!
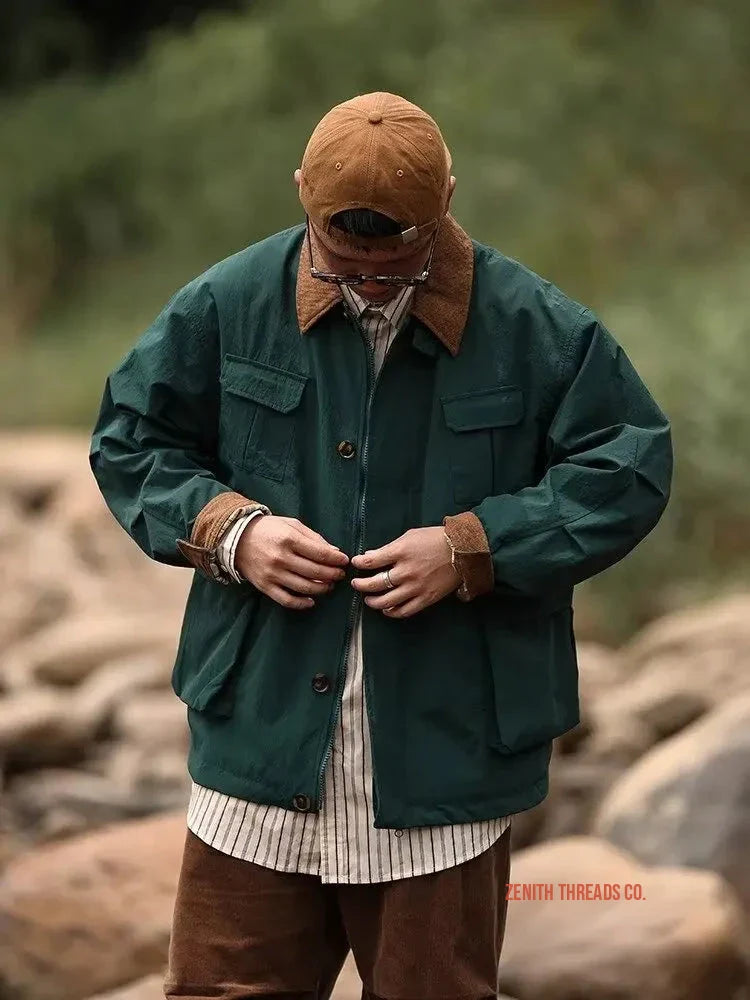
[89,224,672,828]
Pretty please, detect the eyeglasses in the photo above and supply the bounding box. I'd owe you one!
[305,214,440,286]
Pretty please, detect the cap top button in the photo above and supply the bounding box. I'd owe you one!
[368,112,383,124]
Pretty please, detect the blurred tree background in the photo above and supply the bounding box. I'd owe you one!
[1,0,748,640]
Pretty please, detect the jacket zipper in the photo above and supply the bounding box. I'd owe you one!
[315,307,385,811]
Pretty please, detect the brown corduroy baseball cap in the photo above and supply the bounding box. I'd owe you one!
[298,91,452,254]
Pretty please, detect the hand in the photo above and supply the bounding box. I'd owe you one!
[349,526,462,619]
[235,515,350,610]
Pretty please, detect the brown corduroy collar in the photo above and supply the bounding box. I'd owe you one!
[296,213,475,358]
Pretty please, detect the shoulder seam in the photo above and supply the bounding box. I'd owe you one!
[556,304,590,383]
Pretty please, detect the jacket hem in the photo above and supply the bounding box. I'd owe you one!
[185,752,550,830]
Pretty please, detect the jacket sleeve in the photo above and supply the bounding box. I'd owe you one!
[443,308,673,601]
[88,276,269,583]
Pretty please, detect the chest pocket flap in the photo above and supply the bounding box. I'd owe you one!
[441,385,524,431]
[222,354,307,412]
[220,354,307,481]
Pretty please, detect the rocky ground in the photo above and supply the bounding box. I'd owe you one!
[1,431,750,1000]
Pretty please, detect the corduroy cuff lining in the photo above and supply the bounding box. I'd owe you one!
[176,492,271,582]
[442,511,494,602]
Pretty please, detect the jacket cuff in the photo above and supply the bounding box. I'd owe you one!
[442,511,494,601]
[176,492,271,583]
[216,509,268,583]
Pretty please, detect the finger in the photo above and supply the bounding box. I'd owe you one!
[284,551,348,584]
[363,584,415,610]
[284,517,348,553]
[289,531,350,568]
[350,540,401,570]
[382,595,424,618]
[351,569,403,594]
[265,583,317,610]
[275,570,336,596]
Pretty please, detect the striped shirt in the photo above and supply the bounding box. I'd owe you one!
[186,282,512,882]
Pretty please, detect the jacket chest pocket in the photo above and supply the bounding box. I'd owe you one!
[220,354,308,482]
[440,385,524,505]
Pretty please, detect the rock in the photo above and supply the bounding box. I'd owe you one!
[610,670,708,740]
[5,613,178,687]
[618,592,750,707]
[0,431,84,510]
[507,797,548,851]
[332,954,366,1000]
[539,754,627,839]
[90,738,190,799]
[592,692,750,914]
[72,654,176,738]
[85,972,167,1000]
[576,641,626,701]
[48,476,190,611]
[113,691,188,752]
[553,643,621,756]
[0,687,91,770]
[6,767,170,842]
[620,592,750,666]
[132,748,191,805]
[95,742,191,811]
[0,515,77,651]
[0,810,187,1000]
[500,835,750,1000]
[580,700,654,766]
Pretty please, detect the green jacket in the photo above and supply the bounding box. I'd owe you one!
[88,214,672,828]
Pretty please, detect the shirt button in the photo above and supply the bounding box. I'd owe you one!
[312,672,331,693]
[337,440,356,459]
[292,794,311,811]
[394,829,404,838]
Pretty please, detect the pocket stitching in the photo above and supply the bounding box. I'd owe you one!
[441,385,524,432]
[221,354,307,413]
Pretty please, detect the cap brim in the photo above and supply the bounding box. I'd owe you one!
[310,217,437,260]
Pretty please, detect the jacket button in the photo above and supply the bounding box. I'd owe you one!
[337,440,356,459]
[312,672,331,693]
[292,794,311,811]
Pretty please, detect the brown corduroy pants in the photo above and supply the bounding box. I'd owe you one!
[163,823,512,1000]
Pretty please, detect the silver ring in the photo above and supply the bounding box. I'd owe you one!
[383,569,395,590]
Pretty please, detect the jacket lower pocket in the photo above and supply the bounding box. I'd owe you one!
[170,586,261,719]
[482,603,580,755]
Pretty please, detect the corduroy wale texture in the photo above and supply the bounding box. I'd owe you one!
[164,824,512,999]
[88,216,672,829]
[299,91,452,250]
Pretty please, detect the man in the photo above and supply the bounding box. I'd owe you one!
[89,91,672,999]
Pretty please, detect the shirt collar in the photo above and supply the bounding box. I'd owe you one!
[296,213,475,358]
[341,283,415,331]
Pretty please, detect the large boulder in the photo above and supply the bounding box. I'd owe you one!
[0,430,189,656]
[3,613,178,689]
[593,692,750,914]
[0,687,91,769]
[500,836,750,1000]
[618,592,750,705]
[0,810,187,1000]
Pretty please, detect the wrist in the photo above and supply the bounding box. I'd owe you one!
[217,506,269,583]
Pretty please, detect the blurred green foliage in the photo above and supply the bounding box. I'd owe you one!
[0,0,248,89]
[1,0,749,638]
